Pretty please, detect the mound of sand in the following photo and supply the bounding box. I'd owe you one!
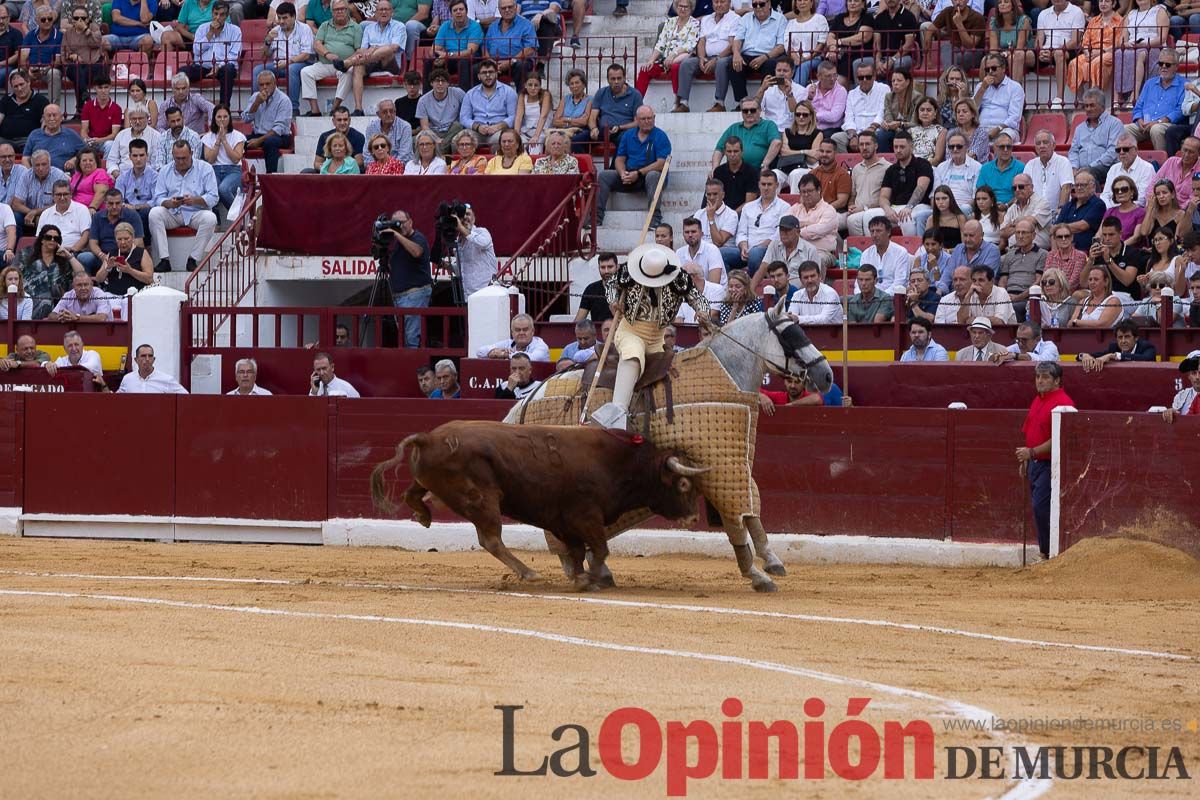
[1031,536,1200,597]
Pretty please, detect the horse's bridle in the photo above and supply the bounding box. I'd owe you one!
[711,311,828,382]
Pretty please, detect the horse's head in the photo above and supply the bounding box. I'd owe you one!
[764,303,834,395]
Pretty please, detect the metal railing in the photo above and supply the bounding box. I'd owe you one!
[494,177,596,321]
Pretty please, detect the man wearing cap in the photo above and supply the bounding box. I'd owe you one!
[955,317,1006,362]
[1016,361,1075,559]
[752,214,817,292]
[1163,351,1200,421]
[592,243,710,429]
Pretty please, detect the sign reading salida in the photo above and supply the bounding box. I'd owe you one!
[321,259,378,277]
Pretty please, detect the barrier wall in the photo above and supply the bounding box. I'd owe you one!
[1057,412,1200,559]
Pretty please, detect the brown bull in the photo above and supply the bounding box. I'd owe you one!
[370,421,708,590]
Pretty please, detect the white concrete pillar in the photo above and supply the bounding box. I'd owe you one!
[131,285,187,382]
[467,285,518,358]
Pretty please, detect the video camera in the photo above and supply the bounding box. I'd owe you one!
[370,214,404,264]
[435,199,468,242]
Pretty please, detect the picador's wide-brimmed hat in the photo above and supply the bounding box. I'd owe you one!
[626,243,681,288]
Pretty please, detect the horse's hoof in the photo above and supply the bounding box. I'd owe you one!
[752,577,778,593]
[594,573,617,589]
[413,513,432,528]
[765,562,787,577]
[520,571,543,582]
[572,577,592,592]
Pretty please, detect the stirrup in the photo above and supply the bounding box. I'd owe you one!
[590,402,629,431]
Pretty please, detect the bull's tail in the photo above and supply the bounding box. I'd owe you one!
[369,434,423,516]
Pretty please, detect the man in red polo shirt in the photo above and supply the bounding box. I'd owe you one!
[1016,361,1075,560]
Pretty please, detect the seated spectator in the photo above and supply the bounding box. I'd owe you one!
[113,344,189,393]
[786,173,838,269]
[998,218,1045,320]
[1101,135,1154,209]
[417,68,466,152]
[580,62,642,159]
[654,223,673,248]
[159,0,219,52]
[96,220,154,298]
[1077,319,1157,372]
[114,139,158,234]
[0,265,31,319]
[1044,221,1086,292]
[36,179,91,256]
[1128,271,1176,326]
[301,0,363,116]
[531,130,579,174]
[804,140,850,219]
[485,0,538,92]
[458,59,518,147]
[899,317,948,361]
[778,100,821,182]
[415,364,436,395]
[0,333,49,370]
[366,132,405,173]
[550,68,590,144]
[320,131,361,173]
[157,106,205,169]
[1101,177,1145,242]
[693,179,738,254]
[1134,179,1187,251]
[429,357,460,398]
[309,350,360,396]
[87,187,144,262]
[554,356,574,372]
[0,70,49,150]
[227,357,272,395]
[520,0,584,54]
[975,52,1022,143]
[674,0,737,111]
[1164,351,1200,421]
[110,109,163,178]
[1153,137,1200,207]
[561,319,598,362]
[711,137,759,212]
[20,224,79,318]
[0,8,22,88]
[993,320,1060,363]
[238,74,293,177]
[964,263,1015,325]
[860,215,911,294]
[922,0,986,73]
[476,312,550,360]
[12,151,67,236]
[932,131,979,213]
[126,79,160,130]
[1066,90,1121,188]
[1055,170,1106,253]
[944,217,1000,291]
[861,130,933,237]
[155,74,215,135]
[199,104,246,219]
[427,0,482,89]
[713,268,762,325]
[728,0,787,104]
[734,171,790,273]
[448,128,488,173]
[758,373,822,411]
[404,129,447,173]
[1066,263,1122,328]
[1021,130,1073,211]
[676,215,724,287]
[831,60,886,153]
[513,75,551,155]
[48,329,103,375]
[712,99,780,175]
[905,269,939,323]
[1122,43,1184,152]
[804,60,846,143]
[755,59,804,136]
[365,98,414,163]
[976,134,1021,208]
[634,0,700,110]
[934,264,971,323]
[1035,0,1085,106]
[844,132,888,236]
[759,259,797,307]
[61,9,105,114]
[1181,273,1200,327]
[494,352,542,399]
[254,2,315,116]
[1036,266,1076,328]
[1089,216,1147,301]
[47,272,115,321]
[149,140,218,272]
[972,186,1001,246]
[753,215,815,289]
[0,145,27,222]
[574,251,616,323]
[68,146,109,219]
[907,96,945,166]
[914,228,950,292]
[79,81,124,166]
[955,316,1005,361]
[847,264,895,323]
[596,106,670,229]
[309,107,366,173]
[927,185,967,249]
[877,67,922,154]
[786,259,843,323]
[341,0,406,115]
[998,174,1052,251]
[19,6,63,105]
[23,105,83,170]
[388,0,430,66]
[485,127,532,174]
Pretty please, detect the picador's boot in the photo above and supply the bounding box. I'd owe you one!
[591,359,641,430]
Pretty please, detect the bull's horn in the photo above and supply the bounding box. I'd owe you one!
[666,456,711,476]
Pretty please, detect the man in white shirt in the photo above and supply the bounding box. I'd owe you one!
[786,260,843,324]
[1035,0,1085,106]
[115,344,189,394]
[993,321,1061,363]
[997,174,1053,250]
[1021,130,1074,209]
[755,59,802,132]
[934,265,973,324]
[453,205,496,297]
[227,357,272,395]
[932,131,981,210]
[965,264,1016,325]
[1101,134,1155,208]
[858,215,911,294]
[476,313,551,361]
[676,216,725,286]
[678,0,740,112]
[108,107,164,176]
[309,351,360,397]
[830,60,887,153]
[734,171,791,274]
[45,330,102,376]
[35,179,91,254]
[695,178,740,266]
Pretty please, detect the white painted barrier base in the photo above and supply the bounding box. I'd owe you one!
[8,513,1027,568]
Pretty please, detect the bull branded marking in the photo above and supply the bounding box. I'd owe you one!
[495,701,1192,796]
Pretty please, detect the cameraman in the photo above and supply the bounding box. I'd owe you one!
[452,204,497,297]
[378,209,432,348]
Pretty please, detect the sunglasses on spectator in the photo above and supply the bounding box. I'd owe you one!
[795,111,810,117]
[1115,147,1133,153]
[994,143,1011,149]
[1042,279,1057,286]
[751,2,767,6]
[371,143,389,150]
[1114,186,1130,193]
[947,144,964,150]
[742,107,759,114]
[856,75,873,81]
[1159,61,1176,67]
[73,14,88,20]
[43,236,61,242]
[985,66,1000,72]
[1054,234,1072,239]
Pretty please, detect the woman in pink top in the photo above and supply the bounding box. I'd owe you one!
[69,147,112,212]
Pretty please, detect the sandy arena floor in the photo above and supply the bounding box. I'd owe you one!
[0,535,1197,799]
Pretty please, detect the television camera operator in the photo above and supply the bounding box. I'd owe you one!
[448,203,497,299]
[374,209,432,348]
